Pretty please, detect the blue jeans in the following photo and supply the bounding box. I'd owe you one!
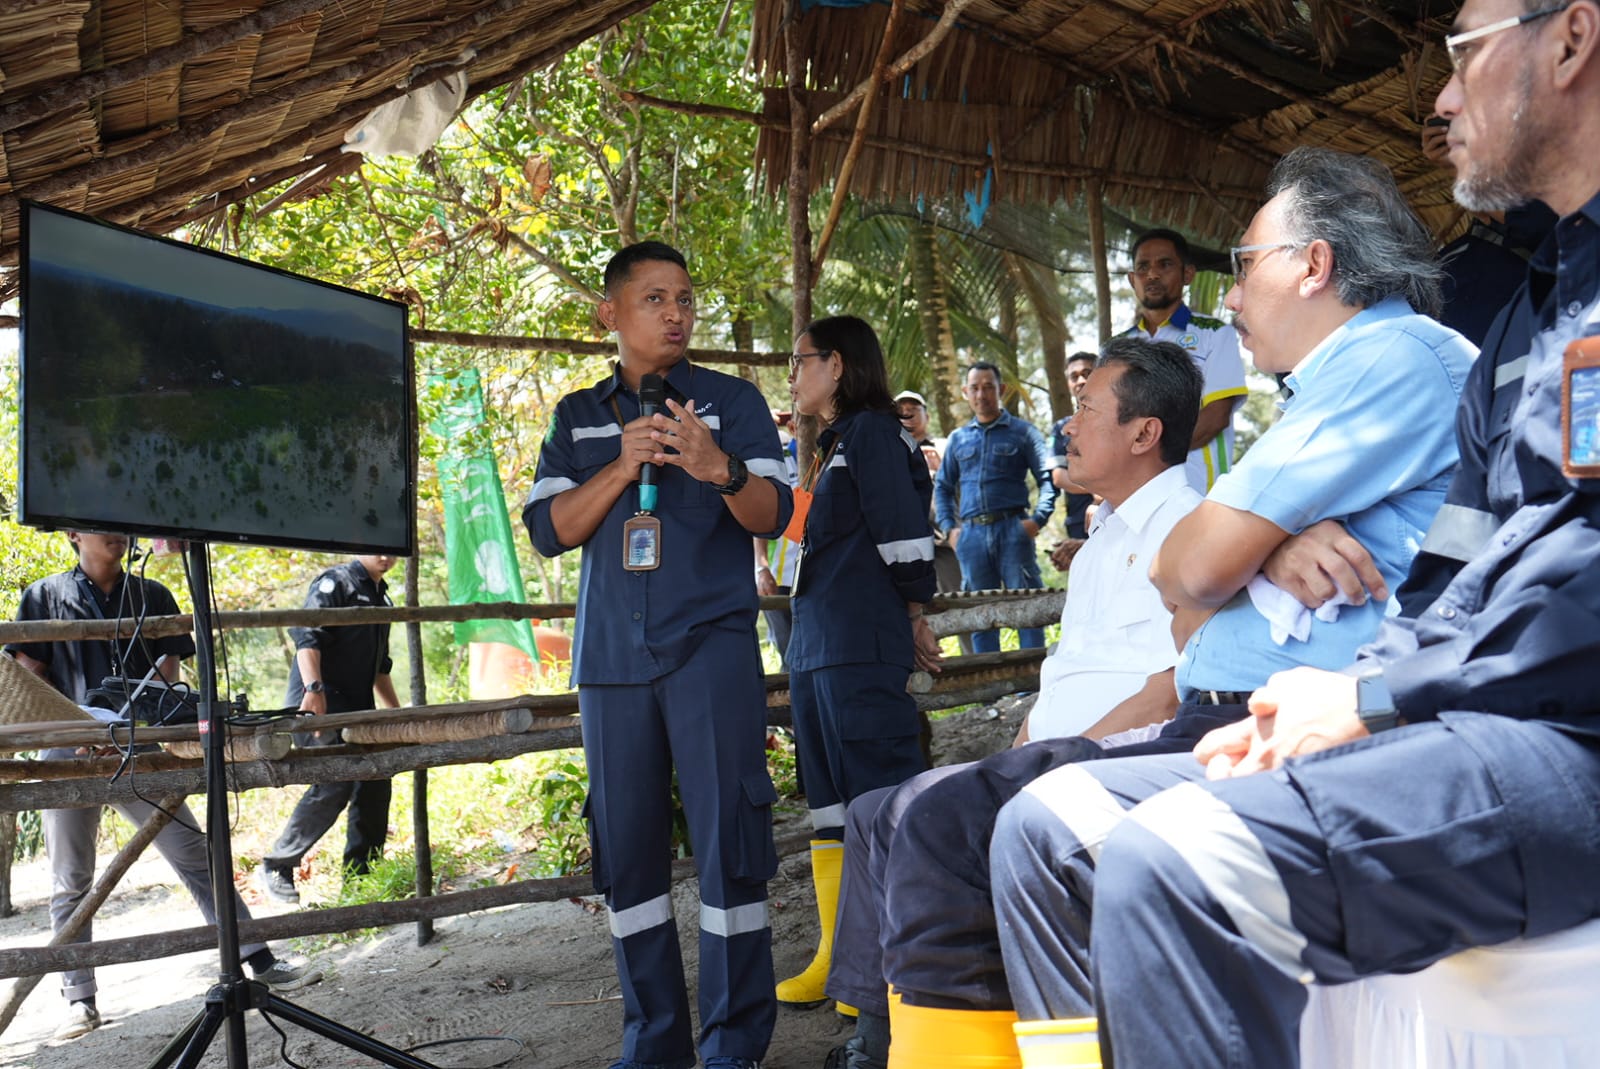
[954,517,1044,651]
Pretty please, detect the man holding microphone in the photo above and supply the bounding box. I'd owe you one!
[524,241,793,1069]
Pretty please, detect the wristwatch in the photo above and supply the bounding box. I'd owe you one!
[714,452,749,496]
[1355,671,1398,734]
[305,680,326,694]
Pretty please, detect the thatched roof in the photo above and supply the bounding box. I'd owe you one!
[0,0,657,285]
[751,0,1465,250]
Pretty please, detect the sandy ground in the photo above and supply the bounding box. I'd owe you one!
[0,699,1027,1069]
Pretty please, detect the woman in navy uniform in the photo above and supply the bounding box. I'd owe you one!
[777,316,942,1008]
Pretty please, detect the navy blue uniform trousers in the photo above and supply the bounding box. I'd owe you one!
[581,626,778,1068]
[991,714,1600,1068]
[789,661,927,839]
[836,707,1245,1012]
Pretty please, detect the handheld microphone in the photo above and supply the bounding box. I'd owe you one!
[638,374,665,512]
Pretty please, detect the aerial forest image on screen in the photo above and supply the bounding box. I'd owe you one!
[24,206,409,550]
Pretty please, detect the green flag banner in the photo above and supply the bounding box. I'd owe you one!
[431,370,538,659]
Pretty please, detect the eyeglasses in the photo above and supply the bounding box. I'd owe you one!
[1230,242,1300,283]
[1445,4,1569,73]
[788,349,833,374]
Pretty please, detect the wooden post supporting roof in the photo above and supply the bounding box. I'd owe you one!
[1088,179,1113,345]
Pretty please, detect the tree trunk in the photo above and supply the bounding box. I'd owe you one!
[1088,178,1114,345]
[908,220,961,435]
[997,270,1023,416]
[1009,252,1072,423]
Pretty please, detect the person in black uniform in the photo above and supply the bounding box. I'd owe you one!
[8,531,319,1040]
[776,316,942,1009]
[259,554,400,904]
[524,241,793,1069]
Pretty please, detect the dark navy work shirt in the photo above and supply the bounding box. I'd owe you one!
[1361,192,1600,737]
[287,559,393,710]
[524,360,793,685]
[7,566,194,704]
[933,409,1058,532]
[787,409,937,672]
[1050,416,1093,539]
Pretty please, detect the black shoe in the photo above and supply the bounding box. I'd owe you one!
[258,862,299,904]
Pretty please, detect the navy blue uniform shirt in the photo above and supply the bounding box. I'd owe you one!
[287,559,393,709]
[787,409,937,672]
[1050,416,1093,539]
[524,360,793,685]
[934,409,1057,532]
[1360,192,1600,736]
[7,566,195,704]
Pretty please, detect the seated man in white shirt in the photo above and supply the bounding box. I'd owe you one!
[821,336,1206,1068]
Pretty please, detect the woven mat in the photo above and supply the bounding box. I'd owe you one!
[0,653,95,725]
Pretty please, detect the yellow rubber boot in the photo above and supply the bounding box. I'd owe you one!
[776,839,844,1004]
[1014,1019,1101,1068]
[887,992,1020,1068]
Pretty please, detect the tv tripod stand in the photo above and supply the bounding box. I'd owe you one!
[147,543,439,1069]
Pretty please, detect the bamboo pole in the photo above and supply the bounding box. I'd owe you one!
[410,330,784,365]
[809,0,984,135]
[0,796,182,1035]
[404,557,435,948]
[810,0,905,284]
[0,0,342,134]
[0,830,814,982]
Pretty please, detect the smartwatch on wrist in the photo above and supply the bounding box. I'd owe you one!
[1355,671,1398,734]
[715,453,749,496]
[305,680,326,694]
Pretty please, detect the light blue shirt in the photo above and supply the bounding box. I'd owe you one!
[1178,296,1477,692]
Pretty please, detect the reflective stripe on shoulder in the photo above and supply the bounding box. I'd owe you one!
[1421,503,1501,563]
[827,453,848,469]
[1126,783,1312,982]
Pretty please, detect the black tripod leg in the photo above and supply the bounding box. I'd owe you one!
[147,999,227,1069]
[258,991,441,1069]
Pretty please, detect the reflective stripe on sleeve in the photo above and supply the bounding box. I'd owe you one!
[608,893,674,939]
[747,457,787,481]
[827,453,848,469]
[877,536,936,565]
[1126,783,1312,982]
[529,477,578,503]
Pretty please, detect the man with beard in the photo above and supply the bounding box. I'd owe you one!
[1121,229,1247,493]
[988,4,1600,1065]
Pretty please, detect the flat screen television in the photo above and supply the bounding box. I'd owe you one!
[18,201,416,556]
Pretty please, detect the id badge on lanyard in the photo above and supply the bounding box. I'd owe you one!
[613,395,663,571]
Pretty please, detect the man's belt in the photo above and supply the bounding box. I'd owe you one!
[967,508,1025,526]
[1185,689,1253,706]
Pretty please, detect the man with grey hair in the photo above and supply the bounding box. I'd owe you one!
[869,145,1476,1066]
[988,4,1600,1062]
